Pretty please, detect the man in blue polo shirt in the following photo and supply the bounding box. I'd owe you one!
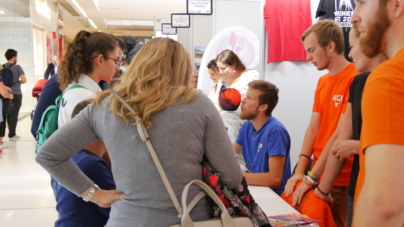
[233,80,291,195]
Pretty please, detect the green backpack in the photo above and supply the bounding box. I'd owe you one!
[35,85,87,153]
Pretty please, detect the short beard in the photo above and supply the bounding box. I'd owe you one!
[360,5,391,58]
[239,107,259,120]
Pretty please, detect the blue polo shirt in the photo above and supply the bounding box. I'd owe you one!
[236,116,291,195]
[55,149,115,227]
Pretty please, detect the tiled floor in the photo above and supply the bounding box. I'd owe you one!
[0,117,57,227]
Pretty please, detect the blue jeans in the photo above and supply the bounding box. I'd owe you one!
[51,176,59,199]
[348,195,354,227]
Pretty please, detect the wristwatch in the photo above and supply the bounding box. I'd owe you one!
[82,184,99,202]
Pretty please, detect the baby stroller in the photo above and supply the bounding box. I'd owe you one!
[31,79,48,120]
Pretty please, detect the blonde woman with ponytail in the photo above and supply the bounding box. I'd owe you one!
[36,38,242,227]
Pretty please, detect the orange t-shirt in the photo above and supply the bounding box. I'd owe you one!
[281,181,336,227]
[356,49,404,212]
[312,63,358,186]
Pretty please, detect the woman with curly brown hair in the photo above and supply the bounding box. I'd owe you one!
[57,30,123,128]
[36,38,242,226]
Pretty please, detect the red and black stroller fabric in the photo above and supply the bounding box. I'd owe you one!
[202,158,272,227]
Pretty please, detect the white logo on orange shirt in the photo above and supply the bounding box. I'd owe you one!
[333,95,344,107]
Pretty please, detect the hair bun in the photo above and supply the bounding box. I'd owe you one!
[85,31,91,38]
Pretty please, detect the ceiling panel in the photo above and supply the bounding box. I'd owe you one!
[0,0,30,17]
[98,0,186,20]
[60,0,185,39]
[108,25,154,30]
[58,0,80,16]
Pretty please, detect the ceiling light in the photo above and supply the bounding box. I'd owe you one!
[72,0,88,17]
[106,19,154,26]
[132,21,154,26]
[0,11,4,15]
[58,19,64,25]
[121,20,131,26]
[105,19,121,26]
[88,19,97,29]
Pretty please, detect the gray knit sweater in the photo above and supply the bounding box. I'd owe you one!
[36,93,242,227]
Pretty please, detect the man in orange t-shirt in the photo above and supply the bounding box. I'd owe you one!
[282,20,358,227]
[351,0,404,226]
[313,25,388,227]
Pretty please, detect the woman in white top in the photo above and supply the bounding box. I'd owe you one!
[57,30,124,127]
[216,50,258,99]
[206,59,222,111]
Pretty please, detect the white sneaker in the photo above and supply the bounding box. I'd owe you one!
[9,135,20,141]
[0,142,9,149]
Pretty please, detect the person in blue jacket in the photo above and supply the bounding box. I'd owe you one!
[55,99,115,227]
[31,74,62,139]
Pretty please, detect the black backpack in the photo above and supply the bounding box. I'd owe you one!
[1,64,16,87]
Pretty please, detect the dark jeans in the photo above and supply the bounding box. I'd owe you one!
[6,94,22,137]
[0,107,5,138]
[348,195,354,227]
[330,186,349,227]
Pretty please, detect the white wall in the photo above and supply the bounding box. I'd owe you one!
[154,17,171,32]
[177,15,213,77]
[0,1,35,115]
[177,27,191,54]
[31,0,58,32]
[191,16,213,75]
[265,0,327,169]
[192,16,213,48]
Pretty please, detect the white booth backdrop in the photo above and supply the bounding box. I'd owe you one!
[198,26,260,94]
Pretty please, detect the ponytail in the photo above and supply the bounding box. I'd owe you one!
[58,30,118,91]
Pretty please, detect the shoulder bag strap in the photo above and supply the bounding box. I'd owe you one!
[109,88,183,218]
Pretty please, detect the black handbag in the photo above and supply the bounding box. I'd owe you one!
[3,99,15,115]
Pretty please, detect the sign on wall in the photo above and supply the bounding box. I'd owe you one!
[171,14,190,28]
[31,0,57,32]
[187,0,212,15]
[162,23,177,35]
[35,0,51,19]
